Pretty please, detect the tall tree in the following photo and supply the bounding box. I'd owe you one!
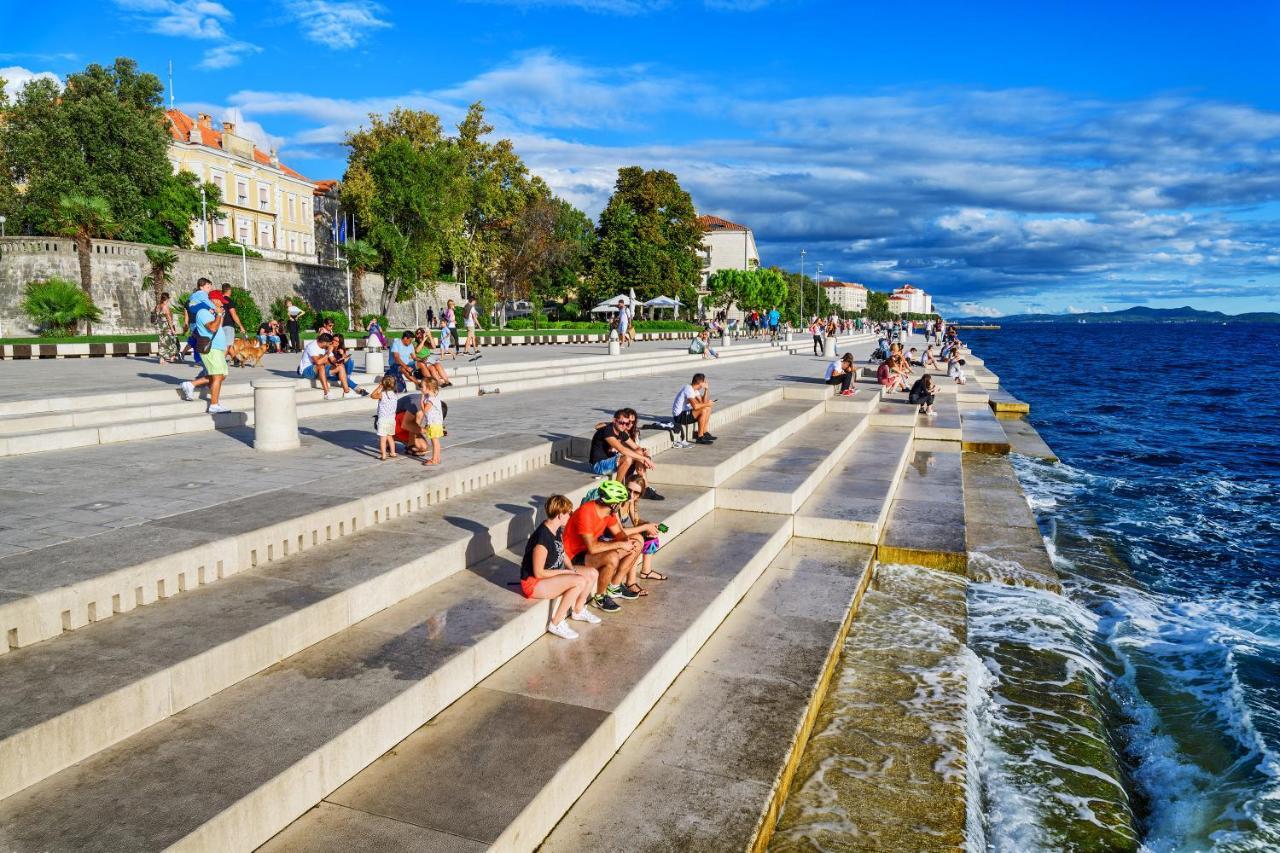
[138,171,222,248]
[866,290,891,322]
[529,197,595,325]
[3,58,170,239]
[56,194,116,333]
[342,239,379,318]
[493,195,593,327]
[591,167,702,305]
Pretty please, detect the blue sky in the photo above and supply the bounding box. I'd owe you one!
[4,0,1280,315]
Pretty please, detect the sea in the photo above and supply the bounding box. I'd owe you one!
[964,322,1280,851]
[774,322,1279,852]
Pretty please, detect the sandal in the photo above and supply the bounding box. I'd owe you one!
[626,582,649,597]
[639,569,668,581]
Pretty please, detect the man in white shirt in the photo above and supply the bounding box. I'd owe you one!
[298,333,357,399]
[616,300,631,347]
[671,373,716,446]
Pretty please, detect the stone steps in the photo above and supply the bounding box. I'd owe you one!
[962,453,1062,592]
[715,410,869,514]
[0,389,781,653]
[255,510,794,853]
[792,427,915,544]
[539,538,876,853]
[915,393,963,441]
[0,341,807,458]
[877,442,968,573]
[987,386,1030,414]
[645,397,825,488]
[959,402,1013,453]
[0,454,717,801]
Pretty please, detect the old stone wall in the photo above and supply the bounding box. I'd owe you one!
[0,237,463,336]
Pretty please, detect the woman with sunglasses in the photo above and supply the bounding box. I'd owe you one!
[612,472,669,594]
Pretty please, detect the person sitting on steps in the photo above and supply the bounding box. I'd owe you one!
[299,333,358,399]
[910,374,938,416]
[825,352,857,396]
[590,408,659,490]
[563,480,641,613]
[520,494,602,640]
[672,373,716,446]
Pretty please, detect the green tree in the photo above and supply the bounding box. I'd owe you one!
[341,238,379,319]
[138,171,222,247]
[56,194,116,333]
[590,167,701,305]
[3,58,170,239]
[866,290,892,322]
[493,195,594,327]
[21,278,102,336]
[706,268,754,317]
[529,197,595,327]
[144,247,178,306]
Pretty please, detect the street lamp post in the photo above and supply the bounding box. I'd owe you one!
[799,249,806,320]
[200,187,208,251]
[815,263,824,316]
[232,241,248,292]
[337,257,353,331]
[0,215,6,239]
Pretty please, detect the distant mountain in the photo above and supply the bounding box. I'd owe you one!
[952,306,1280,324]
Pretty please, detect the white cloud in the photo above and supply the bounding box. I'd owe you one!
[114,0,233,39]
[953,302,1004,318]
[468,0,669,13]
[198,41,262,70]
[0,66,61,99]
[286,1,391,49]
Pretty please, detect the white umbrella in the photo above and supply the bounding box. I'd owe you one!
[644,296,682,308]
[589,294,636,313]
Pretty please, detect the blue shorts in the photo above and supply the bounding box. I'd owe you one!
[300,364,346,382]
[592,455,619,476]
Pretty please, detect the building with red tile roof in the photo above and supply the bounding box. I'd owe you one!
[165,109,317,262]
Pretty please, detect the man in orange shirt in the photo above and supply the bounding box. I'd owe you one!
[562,479,640,613]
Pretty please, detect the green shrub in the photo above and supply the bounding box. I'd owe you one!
[635,320,700,331]
[207,237,263,259]
[218,287,258,333]
[506,318,533,330]
[21,278,102,336]
[316,309,349,333]
[560,302,581,321]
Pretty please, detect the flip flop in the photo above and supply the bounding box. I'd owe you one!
[639,570,668,581]
[626,582,648,597]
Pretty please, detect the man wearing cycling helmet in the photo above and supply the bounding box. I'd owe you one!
[562,479,641,613]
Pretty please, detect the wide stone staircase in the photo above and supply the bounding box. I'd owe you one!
[0,334,1048,852]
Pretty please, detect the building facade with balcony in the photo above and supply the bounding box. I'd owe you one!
[891,283,932,315]
[821,280,868,313]
[165,110,316,263]
[887,294,911,315]
[697,215,759,289]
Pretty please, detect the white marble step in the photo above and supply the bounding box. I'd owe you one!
[793,426,915,544]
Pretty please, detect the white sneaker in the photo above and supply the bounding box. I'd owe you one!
[547,620,579,640]
[208,404,231,414]
[570,609,602,625]
[323,391,339,400]
[342,390,355,398]
[672,439,691,449]
[180,381,195,401]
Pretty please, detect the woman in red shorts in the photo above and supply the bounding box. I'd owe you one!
[519,494,601,639]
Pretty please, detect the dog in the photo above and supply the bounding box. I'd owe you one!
[226,337,268,368]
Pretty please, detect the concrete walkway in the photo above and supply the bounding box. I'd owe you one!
[0,342,878,557]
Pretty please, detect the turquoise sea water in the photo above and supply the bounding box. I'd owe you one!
[965,323,1280,851]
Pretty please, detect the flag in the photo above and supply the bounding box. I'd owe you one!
[338,218,347,244]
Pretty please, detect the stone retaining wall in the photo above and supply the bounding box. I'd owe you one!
[0,237,462,336]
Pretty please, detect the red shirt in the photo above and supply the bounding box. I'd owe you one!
[563,503,613,562]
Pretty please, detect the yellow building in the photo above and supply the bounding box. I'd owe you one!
[166,110,316,263]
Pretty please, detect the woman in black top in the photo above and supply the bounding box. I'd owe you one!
[520,495,601,639]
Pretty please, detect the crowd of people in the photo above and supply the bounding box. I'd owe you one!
[855,319,967,415]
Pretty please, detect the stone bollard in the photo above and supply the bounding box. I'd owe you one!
[720,332,730,349]
[364,347,385,376]
[608,329,621,356]
[823,336,837,358]
[251,378,300,452]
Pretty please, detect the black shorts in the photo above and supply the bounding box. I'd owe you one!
[570,550,589,567]
[674,411,697,426]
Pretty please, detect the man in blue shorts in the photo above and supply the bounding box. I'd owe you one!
[767,306,781,341]
[588,408,658,493]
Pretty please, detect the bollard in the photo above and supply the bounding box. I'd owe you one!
[823,336,837,358]
[720,332,730,349]
[608,329,621,356]
[364,347,385,376]
[251,378,301,452]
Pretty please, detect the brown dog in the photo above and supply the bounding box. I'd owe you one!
[226,337,267,368]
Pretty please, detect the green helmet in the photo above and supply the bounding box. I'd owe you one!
[597,479,629,505]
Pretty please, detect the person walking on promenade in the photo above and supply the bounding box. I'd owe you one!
[183,279,214,370]
[370,374,400,460]
[809,316,824,356]
[825,352,857,396]
[443,299,460,357]
[284,298,304,353]
[520,494,602,639]
[462,296,480,356]
[180,291,231,412]
[616,299,633,347]
[154,292,180,364]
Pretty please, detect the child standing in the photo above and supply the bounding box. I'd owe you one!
[419,378,445,466]
[370,374,399,460]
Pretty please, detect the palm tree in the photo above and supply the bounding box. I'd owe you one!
[56,194,116,334]
[342,239,379,320]
[144,247,179,306]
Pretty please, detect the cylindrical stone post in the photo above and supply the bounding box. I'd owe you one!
[364,347,385,376]
[252,378,300,452]
[720,332,730,349]
[823,336,837,358]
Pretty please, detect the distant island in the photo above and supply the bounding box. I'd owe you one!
[952,306,1280,324]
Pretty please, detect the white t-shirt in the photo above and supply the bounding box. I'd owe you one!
[376,390,399,421]
[672,384,704,417]
[298,340,324,374]
[465,305,478,328]
[287,304,303,318]
[824,361,840,381]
